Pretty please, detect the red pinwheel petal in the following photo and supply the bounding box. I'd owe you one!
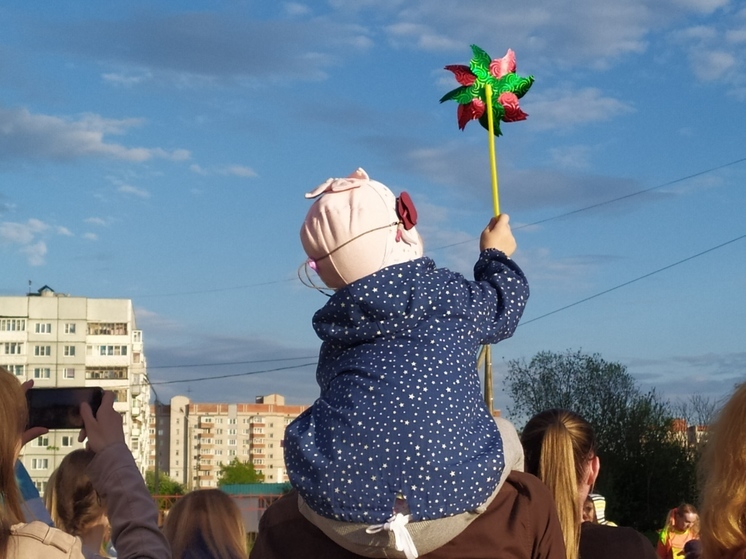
[457,99,485,130]
[497,92,528,122]
[489,49,516,79]
[396,192,418,230]
[444,64,476,86]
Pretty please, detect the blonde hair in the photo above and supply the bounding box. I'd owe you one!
[521,409,597,559]
[700,382,746,559]
[663,504,700,537]
[163,489,247,559]
[0,369,28,559]
[49,450,105,537]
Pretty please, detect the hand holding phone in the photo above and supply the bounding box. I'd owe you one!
[78,391,125,453]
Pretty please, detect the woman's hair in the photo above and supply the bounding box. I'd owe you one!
[49,449,105,536]
[700,382,746,558]
[163,489,247,559]
[0,368,28,559]
[520,409,597,559]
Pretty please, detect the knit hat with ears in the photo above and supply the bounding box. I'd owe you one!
[300,168,423,289]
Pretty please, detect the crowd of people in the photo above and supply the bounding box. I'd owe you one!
[1,169,744,558]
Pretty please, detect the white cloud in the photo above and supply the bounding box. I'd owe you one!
[85,217,107,226]
[190,164,208,175]
[118,184,151,198]
[549,145,593,170]
[221,165,258,178]
[0,219,53,265]
[283,3,312,16]
[83,232,98,241]
[56,226,73,236]
[529,88,635,130]
[20,242,47,267]
[102,71,152,86]
[0,104,191,163]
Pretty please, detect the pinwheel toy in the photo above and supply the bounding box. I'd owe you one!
[440,44,534,215]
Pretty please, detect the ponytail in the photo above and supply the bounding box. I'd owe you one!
[521,409,597,559]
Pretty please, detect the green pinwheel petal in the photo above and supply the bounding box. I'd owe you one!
[478,111,504,137]
[492,73,534,98]
[439,86,468,103]
[469,44,492,82]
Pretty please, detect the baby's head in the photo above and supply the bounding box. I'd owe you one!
[301,168,423,289]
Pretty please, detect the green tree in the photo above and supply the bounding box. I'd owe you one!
[217,458,264,486]
[145,470,185,496]
[503,349,697,532]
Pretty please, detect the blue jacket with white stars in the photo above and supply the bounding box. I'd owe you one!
[284,249,529,523]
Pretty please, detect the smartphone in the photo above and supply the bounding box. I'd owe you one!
[26,387,104,430]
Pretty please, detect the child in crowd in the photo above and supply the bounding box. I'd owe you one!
[285,168,529,557]
[657,504,700,559]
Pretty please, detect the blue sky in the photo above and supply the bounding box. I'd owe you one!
[1,0,744,419]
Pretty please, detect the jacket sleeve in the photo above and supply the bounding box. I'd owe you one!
[87,443,171,559]
[470,249,529,344]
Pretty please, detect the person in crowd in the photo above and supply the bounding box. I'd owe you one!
[162,489,247,559]
[47,449,112,556]
[699,382,746,559]
[587,493,617,526]
[657,504,700,559]
[0,369,170,558]
[285,167,530,557]
[583,496,598,523]
[520,408,657,559]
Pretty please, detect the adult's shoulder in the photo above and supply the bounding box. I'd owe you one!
[580,521,657,559]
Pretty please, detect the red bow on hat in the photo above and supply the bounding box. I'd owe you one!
[396,192,417,230]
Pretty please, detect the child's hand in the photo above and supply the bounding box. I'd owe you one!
[480,214,517,257]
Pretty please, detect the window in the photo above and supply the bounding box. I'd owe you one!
[98,345,128,356]
[253,459,264,465]
[31,458,49,470]
[85,367,127,380]
[6,365,24,376]
[228,439,236,446]
[63,368,75,379]
[216,429,223,435]
[4,343,23,355]
[64,346,76,356]
[1,319,26,331]
[34,345,51,356]
[61,436,74,447]
[34,481,48,494]
[229,450,236,456]
[33,368,51,379]
[228,429,236,435]
[35,436,49,447]
[87,322,128,336]
[228,418,237,424]
[64,323,76,334]
[35,323,52,334]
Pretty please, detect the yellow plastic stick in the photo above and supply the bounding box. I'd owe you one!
[484,83,500,216]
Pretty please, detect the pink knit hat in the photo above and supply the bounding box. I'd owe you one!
[300,168,423,289]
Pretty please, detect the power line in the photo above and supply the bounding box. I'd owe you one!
[145,231,745,383]
[147,362,317,386]
[518,232,746,326]
[148,355,317,370]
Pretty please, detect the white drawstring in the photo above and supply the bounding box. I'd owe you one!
[366,513,419,559]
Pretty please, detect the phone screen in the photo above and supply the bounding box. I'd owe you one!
[26,387,104,430]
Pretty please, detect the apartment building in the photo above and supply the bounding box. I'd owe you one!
[148,394,308,490]
[2,285,151,494]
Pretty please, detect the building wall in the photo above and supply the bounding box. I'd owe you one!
[3,286,150,495]
[149,394,308,490]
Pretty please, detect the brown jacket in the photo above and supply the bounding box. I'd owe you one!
[251,471,565,559]
[9,443,170,559]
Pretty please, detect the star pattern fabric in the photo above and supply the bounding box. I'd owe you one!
[284,249,529,523]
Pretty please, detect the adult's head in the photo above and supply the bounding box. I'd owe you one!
[49,449,106,539]
[520,409,599,559]
[0,369,28,558]
[700,382,746,559]
[163,489,247,559]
